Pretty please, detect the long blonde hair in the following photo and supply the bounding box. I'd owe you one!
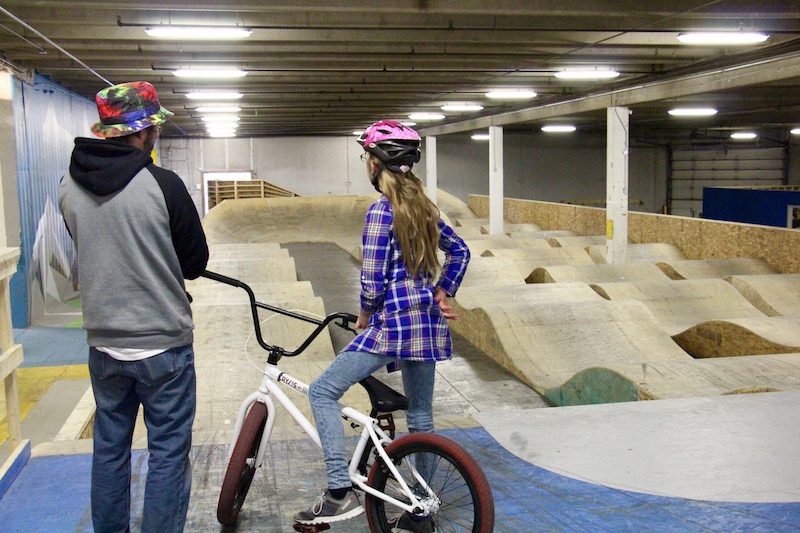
[371,157,441,279]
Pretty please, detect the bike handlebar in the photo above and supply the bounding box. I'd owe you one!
[200,270,358,364]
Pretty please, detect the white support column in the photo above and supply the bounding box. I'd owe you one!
[425,136,437,205]
[489,126,504,235]
[606,107,630,264]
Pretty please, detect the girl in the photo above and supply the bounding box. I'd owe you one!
[294,120,470,532]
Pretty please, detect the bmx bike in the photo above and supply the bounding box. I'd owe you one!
[202,270,494,532]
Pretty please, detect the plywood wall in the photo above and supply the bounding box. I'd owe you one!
[469,195,800,274]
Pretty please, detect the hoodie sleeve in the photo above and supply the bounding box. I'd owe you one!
[148,164,209,280]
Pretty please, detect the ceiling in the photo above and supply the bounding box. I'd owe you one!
[2,1,800,144]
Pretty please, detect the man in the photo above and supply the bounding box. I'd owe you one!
[58,81,208,533]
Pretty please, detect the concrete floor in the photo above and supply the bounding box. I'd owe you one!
[1,242,799,532]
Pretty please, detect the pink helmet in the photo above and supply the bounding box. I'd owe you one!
[358,120,421,173]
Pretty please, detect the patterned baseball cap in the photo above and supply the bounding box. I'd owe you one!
[91,81,173,138]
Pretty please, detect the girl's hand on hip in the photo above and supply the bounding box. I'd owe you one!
[355,309,372,329]
[434,287,458,320]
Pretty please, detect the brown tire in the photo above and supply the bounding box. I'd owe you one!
[217,401,268,526]
[365,432,494,532]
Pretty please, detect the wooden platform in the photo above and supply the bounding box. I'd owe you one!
[206,179,297,210]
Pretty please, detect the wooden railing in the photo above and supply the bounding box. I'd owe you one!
[207,180,297,210]
[0,247,28,497]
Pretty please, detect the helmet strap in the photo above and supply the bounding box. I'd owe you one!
[370,162,382,193]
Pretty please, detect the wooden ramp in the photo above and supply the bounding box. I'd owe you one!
[199,193,800,408]
[435,189,478,222]
[548,235,607,248]
[205,257,299,285]
[590,279,800,358]
[454,218,543,237]
[209,242,288,260]
[672,317,800,357]
[528,263,669,283]
[589,279,764,335]
[514,230,578,240]
[450,284,696,404]
[463,235,552,256]
[726,274,800,316]
[459,256,528,287]
[656,258,776,280]
[202,196,374,258]
[187,247,371,441]
[451,283,800,404]
[587,243,687,264]
[479,248,595,281]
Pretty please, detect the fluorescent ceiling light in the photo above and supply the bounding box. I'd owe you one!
[730,132,757,139]
[408,113,445,121]
[441,103,484,112]
[195,106,241,113]
[145,26,252,39]
[554,68,619,79]
[668,107,718,116]
[471,134,490,141]
[205,122,239,130]
[541,125,577,133]
[791,128,800,135]
[186,92,243,100]
[677,32,769,45]
[208,131,236,137]
[205,120,238,127]
[401,121,417,127]
[173,69,247,78]
[485,89,537,100]
[353,130,364,135]
[201,115,240,122]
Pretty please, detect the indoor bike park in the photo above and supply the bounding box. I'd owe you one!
[3,207,799,532]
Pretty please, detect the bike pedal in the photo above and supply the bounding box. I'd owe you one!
[292,522,331,533]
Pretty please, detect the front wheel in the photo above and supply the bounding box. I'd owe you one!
[217,401,268,526]
[365,432,494,533]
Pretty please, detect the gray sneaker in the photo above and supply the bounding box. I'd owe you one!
[293,489,364,525]
[388,512,435,533]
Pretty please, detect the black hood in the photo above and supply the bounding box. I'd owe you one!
[68,137,153,196]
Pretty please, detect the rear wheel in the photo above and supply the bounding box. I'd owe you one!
[217,401,268,526]
[365,432,494,533]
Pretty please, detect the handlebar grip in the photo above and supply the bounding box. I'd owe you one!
[343,313,359,324]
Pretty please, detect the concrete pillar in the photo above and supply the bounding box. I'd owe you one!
[606,107,630,264]
[0,72,20,249]
[489,126,504,235]
[425,136,437,205]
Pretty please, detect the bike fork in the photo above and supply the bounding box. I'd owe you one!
[229,391,276,469]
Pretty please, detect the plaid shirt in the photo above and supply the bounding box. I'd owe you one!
[345,197,470,366]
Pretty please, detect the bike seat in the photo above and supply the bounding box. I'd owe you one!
[358,375,409,413]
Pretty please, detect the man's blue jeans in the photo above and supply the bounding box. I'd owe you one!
[309,350,436,489]
[88,345,196,533]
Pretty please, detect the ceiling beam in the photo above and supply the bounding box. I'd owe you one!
[419,51,800,136]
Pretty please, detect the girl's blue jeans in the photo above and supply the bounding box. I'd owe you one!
[309,350,436,489]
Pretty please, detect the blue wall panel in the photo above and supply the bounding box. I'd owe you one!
[703,187,800,229]
[11,74,96,326]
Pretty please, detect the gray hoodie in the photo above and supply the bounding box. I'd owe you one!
[58,137,209,349]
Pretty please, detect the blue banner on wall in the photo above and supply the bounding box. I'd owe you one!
[703,187,800,229]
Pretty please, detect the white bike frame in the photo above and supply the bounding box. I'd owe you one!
[228,363,437,515]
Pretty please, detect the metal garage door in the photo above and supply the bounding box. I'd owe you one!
[668,146,786,217]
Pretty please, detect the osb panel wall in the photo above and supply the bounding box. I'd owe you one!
[468,195,800,274]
